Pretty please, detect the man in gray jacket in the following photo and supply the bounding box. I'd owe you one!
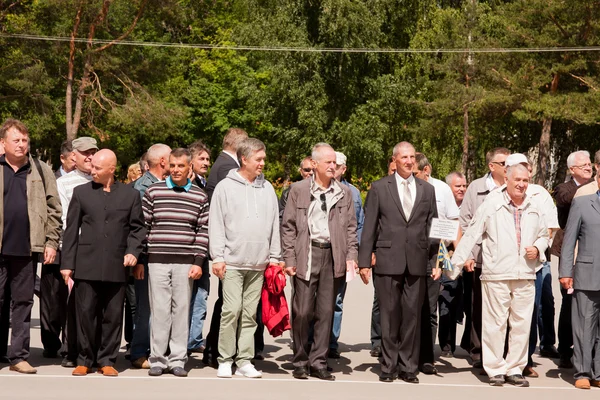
[281,143,358,381]
[210,138,281,379]
[560,169,600,390]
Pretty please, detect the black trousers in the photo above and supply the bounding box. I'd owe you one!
[438,275,463,353]
[461,268,483,361]
[292,246,341,370]
[75,280,125,368]
[419,275,440,366]
[124,278,136,346]
[558,286,573,359]
[40,264,69,355]
[371,273,381,349]
[375,272,426,375]
[0,282,10,358]
[0,254,37,364]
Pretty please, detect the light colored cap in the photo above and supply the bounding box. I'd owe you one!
[335,151,347,166]
[505,153,528,167]
[72,137,99,152]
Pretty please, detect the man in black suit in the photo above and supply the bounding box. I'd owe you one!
[552,150,594,368]
[202,128,248,366]
[358,141,440,384]
[61,149,146,377]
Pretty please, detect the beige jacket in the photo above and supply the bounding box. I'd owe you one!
[0,156,62,253]
[449,190,548,281]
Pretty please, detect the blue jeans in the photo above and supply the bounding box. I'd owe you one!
[188,262,210,351]
[130,263,151,361]
[528,262,554,365]
[329,281,347,350]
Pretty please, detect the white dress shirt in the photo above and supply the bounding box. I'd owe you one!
[394,172,416,214]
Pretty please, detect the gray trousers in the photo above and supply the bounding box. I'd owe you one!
[148,263,193,369]
[292,246,342,370]
[572,289,600,380]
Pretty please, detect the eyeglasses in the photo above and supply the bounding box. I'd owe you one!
[319,193,327,212]
[301,168,312,173]
[491,161,506,167]
[572,163,592,169]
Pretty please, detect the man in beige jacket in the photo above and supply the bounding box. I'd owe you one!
[448,163,548,388]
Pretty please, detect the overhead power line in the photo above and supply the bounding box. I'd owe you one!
[2,33,600,54]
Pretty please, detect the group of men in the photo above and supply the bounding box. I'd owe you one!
[1,116,600,389]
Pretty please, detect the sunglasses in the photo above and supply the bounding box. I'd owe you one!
[319,193,327,212]
[301,168,312,173]
[491,161,506,167]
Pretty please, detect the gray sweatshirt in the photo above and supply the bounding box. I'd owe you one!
[209,169,281,270]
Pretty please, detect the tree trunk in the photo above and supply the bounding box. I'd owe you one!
[536,73,560,186]
[462,103,469,177]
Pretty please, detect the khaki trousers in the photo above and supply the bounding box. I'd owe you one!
[481,279,534,377]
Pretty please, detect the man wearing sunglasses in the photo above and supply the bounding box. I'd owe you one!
[459,147,510,369]
[281,143,358,381]
[279,156,313,224]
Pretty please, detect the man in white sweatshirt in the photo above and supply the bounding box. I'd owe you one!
[448,163,549,388]
[209,138,282,379]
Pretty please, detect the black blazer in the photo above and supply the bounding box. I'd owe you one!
[61,181,146,283]
[358,175,438,276]
[205,152,238,200]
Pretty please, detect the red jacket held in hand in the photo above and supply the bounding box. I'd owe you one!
[261,264,291,337]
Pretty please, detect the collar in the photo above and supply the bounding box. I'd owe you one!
[166,176,192,192]
[223,150,239,166]
[394,171,414,185]
[0,154,30,171]
[310,177,336,194]
[503,190,527,210]
[486,172,500,192]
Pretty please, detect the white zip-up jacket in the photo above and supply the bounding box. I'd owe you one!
[448,189,549,281]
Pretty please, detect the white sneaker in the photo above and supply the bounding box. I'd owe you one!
[235,363,262,378]
[217,362,232,378]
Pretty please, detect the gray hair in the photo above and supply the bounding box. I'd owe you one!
[146,143,171,168]
[237,138,266,166]
[506,163,529,179]
[567,150,590,168]
[594,149,600,165]
[311,143,334,162]
[392,141,415,157]
[445,171,465,186]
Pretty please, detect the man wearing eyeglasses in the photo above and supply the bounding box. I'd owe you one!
[551,150,594,368]
[281,143,358,381]
[459,147,510,369]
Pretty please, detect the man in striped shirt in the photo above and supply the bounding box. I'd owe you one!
[140,148,209,378]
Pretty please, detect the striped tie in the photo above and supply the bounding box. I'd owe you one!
[403,180,413,218]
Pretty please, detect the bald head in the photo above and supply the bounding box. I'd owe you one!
[91,149,117,187]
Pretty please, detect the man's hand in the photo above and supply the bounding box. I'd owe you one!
[285,266,297,276]
[346,259,357,273]
[189,265,202,280]
[359,268,371,285]
[43,247,57,265]
[60,269,73,286]
[212,262,226,279]
[133,264,144,280]
[464,259,475,272]
[371,253,376,267]
[525,246,539,260]
[431,267,442,281]
[278,261,286,273]
[123,254,138,267]
[559,277,573,290]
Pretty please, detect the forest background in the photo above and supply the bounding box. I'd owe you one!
[1,0,600,192]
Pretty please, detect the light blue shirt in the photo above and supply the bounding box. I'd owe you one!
[166,176,192,192]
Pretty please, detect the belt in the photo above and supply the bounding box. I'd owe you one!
[311,240,331,249]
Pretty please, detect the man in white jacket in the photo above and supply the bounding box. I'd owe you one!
[209,138,282,379]
[448,163,549,387]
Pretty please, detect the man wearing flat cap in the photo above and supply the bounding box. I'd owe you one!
[48,137,98,368]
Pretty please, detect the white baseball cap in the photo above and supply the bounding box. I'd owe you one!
[505,153,528,167]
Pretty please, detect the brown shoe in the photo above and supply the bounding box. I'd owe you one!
[9,361,37,374]
[98,366,119,376]
[591,380,600,388]
[72,366,92,376]
[523,366,539,378]
[575,379,591,389]
[132,357,150,369]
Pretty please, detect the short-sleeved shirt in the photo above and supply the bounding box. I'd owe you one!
[429,177,460,220]
[1,155,31,256]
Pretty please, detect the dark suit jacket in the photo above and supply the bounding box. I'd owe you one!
[205,152,238,200]
[551,179,585,257]
[560,193,600,291]
[61,181,146,283]
[358,175,438,276]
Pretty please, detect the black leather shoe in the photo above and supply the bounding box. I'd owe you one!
[327,349,341,359]
[370,346,382,358]
[473,360,483,369]
[505,374,529,387]
[399,371,419,384]
[310,367,335,381]
[0,356,9,364]
[489,375,505,386]
[292,366,308,379]
[170,367,188,377]
[559,356,574,369]
[253,353,265,361]
[440,350,453,358]
[379,371,397,383]
[420,363,438,375]
[539,346,560,359]
[61,358,76,368]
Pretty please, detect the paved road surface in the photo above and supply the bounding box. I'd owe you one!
[0,256,595,399]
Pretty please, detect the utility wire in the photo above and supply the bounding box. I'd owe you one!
[2,33,600,54]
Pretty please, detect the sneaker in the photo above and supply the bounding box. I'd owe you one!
[506,374,529,387]
[217,362,232,378]
[148,367,164,377]
[489,375,505,386]
[235,363,262,378]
